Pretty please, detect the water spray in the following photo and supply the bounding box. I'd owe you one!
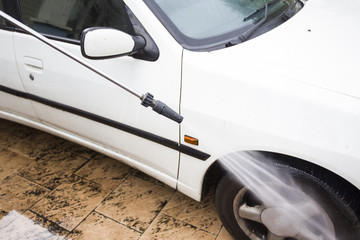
[0,10,183,124]
[220,152,337,240]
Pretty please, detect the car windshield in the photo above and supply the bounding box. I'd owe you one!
[146,0,302,50]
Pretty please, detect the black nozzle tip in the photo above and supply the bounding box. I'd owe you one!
[153,100,183,124]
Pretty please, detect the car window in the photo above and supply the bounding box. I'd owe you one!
[147,0,302,50]
[0,1,6,26]
[18,0,134,40]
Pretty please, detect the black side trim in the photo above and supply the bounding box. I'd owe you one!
[0,85,27,98]
[177,144,210,160]
[0,85,210,160]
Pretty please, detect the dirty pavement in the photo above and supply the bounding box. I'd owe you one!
[0,119,232,239]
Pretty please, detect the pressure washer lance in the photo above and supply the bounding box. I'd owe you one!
[0,10,183,124]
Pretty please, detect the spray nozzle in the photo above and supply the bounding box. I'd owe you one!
[141,92,183,124]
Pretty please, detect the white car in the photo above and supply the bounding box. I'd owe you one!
[1,0,359,239]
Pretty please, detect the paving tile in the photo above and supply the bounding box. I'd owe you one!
[0,210,68,240]
[162,188,222,235]
[0,121,36,150]
[76,154,132,190]
[61,141,99,160]
[19,151,89,190]
[9,131,66,160]
[0,150,34,184]
[67,212,141,240]
[24,211,70,238]
[140,213,215,240]
[216,227,233,240]
[131,169,169,188]
[0,175,49,220]
[0,118,16,129]
[96,175,175,233]
[31,175,110,231]
[0,210,20,231]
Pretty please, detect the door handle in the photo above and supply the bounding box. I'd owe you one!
[24,56,43,69]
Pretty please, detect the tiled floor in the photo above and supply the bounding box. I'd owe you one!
[0,118,232,240]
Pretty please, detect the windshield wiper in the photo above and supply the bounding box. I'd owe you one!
[226,0,298,47]
[239,2,270,42]
[243,0,281,22]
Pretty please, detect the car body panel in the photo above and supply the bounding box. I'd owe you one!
[178,0,360,200]
[0,30,38,120]
[211,0,360,99]
[14,46,181,187]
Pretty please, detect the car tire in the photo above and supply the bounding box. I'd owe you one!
[215,161,360,240]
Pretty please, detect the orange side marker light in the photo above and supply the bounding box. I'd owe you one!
[184,135,199,146]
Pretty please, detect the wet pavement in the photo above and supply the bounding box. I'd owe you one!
[0,118,232,240]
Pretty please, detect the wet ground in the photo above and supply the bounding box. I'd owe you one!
[0,118,232,239]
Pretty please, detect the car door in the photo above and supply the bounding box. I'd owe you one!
[0,1,38,121]
[12,0,183,186]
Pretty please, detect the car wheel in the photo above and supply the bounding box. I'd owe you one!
[215,161,360,240]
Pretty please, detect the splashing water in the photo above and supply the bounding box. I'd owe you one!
[219,152,337,240]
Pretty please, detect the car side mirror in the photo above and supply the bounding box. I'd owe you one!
[80,27,146,59]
